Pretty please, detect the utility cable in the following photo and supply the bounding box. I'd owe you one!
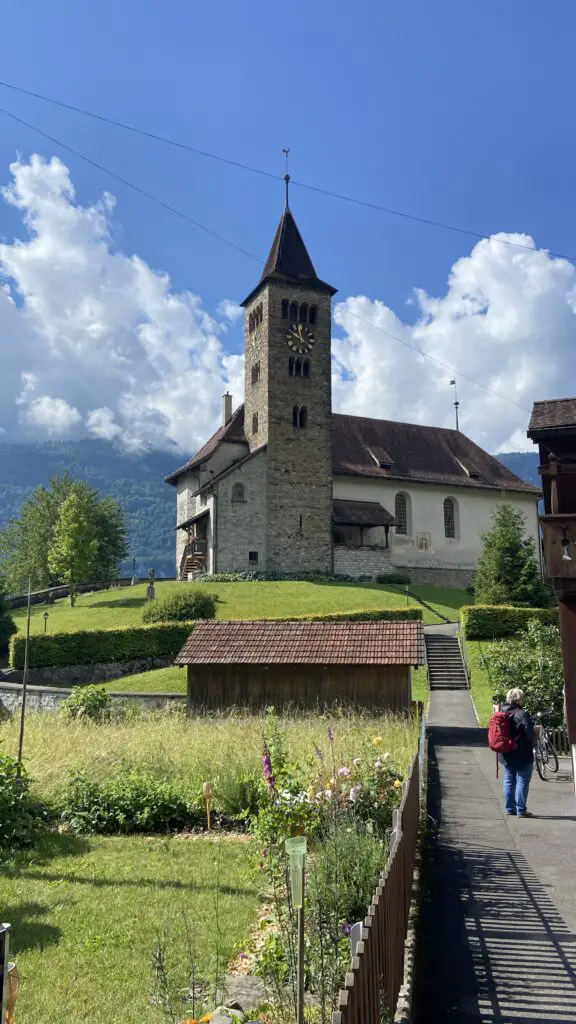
[0,77,574,265]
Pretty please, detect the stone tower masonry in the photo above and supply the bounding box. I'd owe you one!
[241,190,337,573]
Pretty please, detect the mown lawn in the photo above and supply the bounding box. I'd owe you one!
[410,584,470,622]
[11,579,462,635]
[3,833,256,1024]
[464,639,499,724]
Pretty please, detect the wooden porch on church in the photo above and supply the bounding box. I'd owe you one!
[332,499,395,578]
[177,509,209,580]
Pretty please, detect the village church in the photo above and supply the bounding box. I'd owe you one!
[166,195,539,587]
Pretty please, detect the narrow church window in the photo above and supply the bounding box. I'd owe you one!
[257,303,263,324]
[251,362,260,385]
[293,406,299,427]
[290,301,298,321]
[249,551,259,565]
[299,406,308,428]
[299,303,308,323]
[252,412,259,435]
[295,358,302,377]
[249,313,254,333]
[444,497,457,539]
[281,299,289,319]
[289,357,295,376]
[232,482,246,503]
[303,360,310,378]
[395,493,409,535]
[309,305,317,325]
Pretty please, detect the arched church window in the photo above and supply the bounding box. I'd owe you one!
[395,492,411,535]
[232,482,246,503]
[252,412,259,435]
[299,406,308,428]
[293,406,299,427]
[309,305,317,325]
[444,497,458,539]
[295,358,302,376]
[303,360,310,378]
[289,357,295,376]
[257,303,263,324]
[281,299,289,319]
[251,362,260,385]
[290,301,298,322]
[299,303,308,324]
[249,312,254,333]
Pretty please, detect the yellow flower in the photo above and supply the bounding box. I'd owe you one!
[393,779,402,789]
[372,736,383,746]
[199,1016,213,1023]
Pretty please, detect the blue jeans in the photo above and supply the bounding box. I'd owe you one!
[503,763,533,815]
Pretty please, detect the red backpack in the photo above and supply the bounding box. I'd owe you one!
[488,710,518,753]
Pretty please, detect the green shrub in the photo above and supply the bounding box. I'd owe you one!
[59,767,202,834]
[0,754,47,851]
[9,622,193,670]
[142,587,217,624]
[59,685,114,722]
[375,571,412,585]
[485,619,564,726]
[460,604,558,639]
[281,607,422,622]
[0,577,17,653]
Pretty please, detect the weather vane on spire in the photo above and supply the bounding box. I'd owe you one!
[282,147,290,208]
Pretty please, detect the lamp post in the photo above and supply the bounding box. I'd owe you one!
[43,611,49,633]
[285,836,307,1024]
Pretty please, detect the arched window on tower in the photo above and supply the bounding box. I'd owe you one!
[309,305,317,325]
[232,482,246,503]
[249,312,254,333]
[290,301,298,322]
[299,303,308,323]
[293,406,299,427]
[281,299,289,319]
[295,358,302,377]
[252,412,259,435]
[394,492,412,536]
[299,406,308,428]
[288,357,295,376]
[303,359,310,378]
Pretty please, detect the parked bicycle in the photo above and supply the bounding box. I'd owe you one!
[534,712,560,781]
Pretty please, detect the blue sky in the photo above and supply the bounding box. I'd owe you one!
[0,1,575,453]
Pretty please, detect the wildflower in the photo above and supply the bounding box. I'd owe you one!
[261,744,276,792]
[372,736,383,746]
[314,745,324,760]
[261,848,268,858]
[343,923,352,936]
[199,1016,213,1023]
[258,861,265,871]
[349,785,362,803]
[393,779,402,790]
[353,757,361,767]
[327,727,334,743]
[338,766,351,778]
[375,760,383,769]
[324,788,333,800]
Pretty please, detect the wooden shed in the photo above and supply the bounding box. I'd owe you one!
[174,619,425,712]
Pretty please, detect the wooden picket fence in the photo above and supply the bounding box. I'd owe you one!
[331,736,423,1024]
[547,725,570,755]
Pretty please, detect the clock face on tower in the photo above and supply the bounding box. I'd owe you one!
[286,323,315,355]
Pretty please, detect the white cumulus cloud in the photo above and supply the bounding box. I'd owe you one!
[0,153,574,455]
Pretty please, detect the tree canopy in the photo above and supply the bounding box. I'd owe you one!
[472,503,552,608]
[0,475,128,595]
[0,573,17,652]
[487,619,564,726]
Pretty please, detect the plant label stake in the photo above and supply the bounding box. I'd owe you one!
[203,781,213,832]
[285,836,307,1024]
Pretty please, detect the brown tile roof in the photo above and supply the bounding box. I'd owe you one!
[332,413,539,493]
[528,398,576,435]
[333,498,395,527]
[165,407,247,483]
[167,406,539,494]
[175,619,425,666]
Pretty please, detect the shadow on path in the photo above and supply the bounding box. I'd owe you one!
[415,736,576,1023]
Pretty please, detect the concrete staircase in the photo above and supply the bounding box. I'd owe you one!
[424,633,468,690]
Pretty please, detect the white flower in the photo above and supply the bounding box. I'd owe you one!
[375,760,383,769]
[324,789,333,801]
[349,785,362,803]
[353,758,362,767]
[338,766,351,778]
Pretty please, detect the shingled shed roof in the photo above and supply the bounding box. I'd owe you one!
[175,619,425,666]
[528,398,576,436]
[333,498,395,527]
[332,413,539,493]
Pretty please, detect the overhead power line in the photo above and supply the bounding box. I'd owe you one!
[0,106,262,265]
[0,100,532,419]
[1,77,576,265]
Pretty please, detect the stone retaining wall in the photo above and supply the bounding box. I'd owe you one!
[403,565,471,589]
[0,681,185,715]
[24,656,174,688]
[333,546,392,578]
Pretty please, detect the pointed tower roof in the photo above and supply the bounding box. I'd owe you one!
[242,200,336,306]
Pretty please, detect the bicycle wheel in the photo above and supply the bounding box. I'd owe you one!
[535,743,548,781]
[543,738,559,774]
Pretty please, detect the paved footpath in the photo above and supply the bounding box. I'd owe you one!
[414,690,576,1023]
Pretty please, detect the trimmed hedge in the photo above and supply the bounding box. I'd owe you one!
[271,608,422,623]
[9,622,194,670]
[460,604,559,640]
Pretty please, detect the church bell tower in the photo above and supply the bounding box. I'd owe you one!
[241,179,337,573]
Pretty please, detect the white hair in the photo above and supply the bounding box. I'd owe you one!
[506,687,525,706]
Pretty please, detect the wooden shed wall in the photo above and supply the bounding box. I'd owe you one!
[186,663,410,712]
